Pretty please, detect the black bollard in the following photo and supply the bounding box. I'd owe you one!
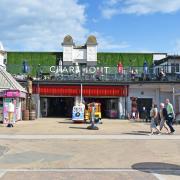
[87,103,99,130]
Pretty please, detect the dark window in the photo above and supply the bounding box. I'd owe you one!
[171,63,175,73]
[3,59,7,64]
[165,64,168,73]
[176,63,179,72]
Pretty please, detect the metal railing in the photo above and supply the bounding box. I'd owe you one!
[7,64,180,82]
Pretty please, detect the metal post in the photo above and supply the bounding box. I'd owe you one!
[80,83,83,103]
[37,80,40,118]
[173,86,175,111]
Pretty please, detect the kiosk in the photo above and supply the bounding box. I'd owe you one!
[0,90,26,124]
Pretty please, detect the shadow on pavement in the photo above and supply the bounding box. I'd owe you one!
[132,162,180,176]
[58,121,74,124]
[69,127,87,130]
[122,131,150,135]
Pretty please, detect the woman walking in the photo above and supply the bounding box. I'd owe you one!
[149,104,160,135]
[159,103,170,134]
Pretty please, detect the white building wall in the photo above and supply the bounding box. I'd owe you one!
[73,49,87,62]
[128,84,177,114]
[127,87,156,113]
[153,54,167,61]
[62,37,97,65]
[0,53,4,66]
[63,45,73,63]
[87,45,97,64]
[0,42,6,70]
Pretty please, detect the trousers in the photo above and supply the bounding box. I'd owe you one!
[166,117,175,133]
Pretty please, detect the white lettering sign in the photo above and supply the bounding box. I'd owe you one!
[49,66,110,74]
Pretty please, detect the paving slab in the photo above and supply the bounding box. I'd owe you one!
[0,139,179,169]
[0,170,158,180]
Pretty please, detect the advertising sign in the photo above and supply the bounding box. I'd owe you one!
[72,105,84,121]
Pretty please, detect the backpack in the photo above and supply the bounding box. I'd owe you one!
[162,108,168,120]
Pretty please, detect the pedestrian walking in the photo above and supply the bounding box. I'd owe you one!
[165,99,175,134]
[159,103,170,134]
[149,104,160,135]
[7,99,15,127]
[142,106,148,122]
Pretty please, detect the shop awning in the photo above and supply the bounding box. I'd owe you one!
[33,85,128,97]
[0,67,27,97]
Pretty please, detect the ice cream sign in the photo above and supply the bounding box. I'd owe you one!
[4,90,20,97]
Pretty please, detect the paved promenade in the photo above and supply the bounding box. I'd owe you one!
[0,118,179,180]
[0,118,179,135]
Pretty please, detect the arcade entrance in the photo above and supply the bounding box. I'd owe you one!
[84,97,119,118]
[40,97,120,118]
[40,97,74,117]
[137,98,152,119]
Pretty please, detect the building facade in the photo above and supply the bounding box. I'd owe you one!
[4,36,180,120]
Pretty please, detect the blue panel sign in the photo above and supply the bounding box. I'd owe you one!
[72,105,84,121]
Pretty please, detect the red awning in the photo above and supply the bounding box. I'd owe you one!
[33,85,128,97]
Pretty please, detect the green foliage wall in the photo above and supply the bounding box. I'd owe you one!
[7,52,153,75]
[97,53,153,67]
[7,52,62,75]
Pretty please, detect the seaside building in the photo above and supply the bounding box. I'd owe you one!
[4,36,180,119]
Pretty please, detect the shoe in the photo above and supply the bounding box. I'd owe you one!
[149,133,154,136]
[170,131,175,135]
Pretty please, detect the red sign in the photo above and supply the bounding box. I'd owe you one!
[33,85,128,97]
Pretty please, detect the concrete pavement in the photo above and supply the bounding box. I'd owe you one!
[0,118,179,179]
[0,169,167,180]
[0,134,180,140]
[0,138,179,179]
[0,118,179,135]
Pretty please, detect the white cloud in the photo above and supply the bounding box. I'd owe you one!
[0,0,131,52]
[107,0,122,6]
[102,8,119,19]
[101,0,180,19]
[94,32,130,51]
[0,0,88,51]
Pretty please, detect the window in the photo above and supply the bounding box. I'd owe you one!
[176,63,179,72]
[3,59,7,64]
[171,63,175,73]
[165,64,168,73]
[171,63,179,73]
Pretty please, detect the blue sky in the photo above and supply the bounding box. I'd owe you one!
[0,0,180,53]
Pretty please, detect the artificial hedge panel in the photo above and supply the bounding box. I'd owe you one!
[97,53,153,67]
[7,52,62,75]
[7,52,153,75]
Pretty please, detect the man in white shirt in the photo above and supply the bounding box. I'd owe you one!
[8,99,15,127]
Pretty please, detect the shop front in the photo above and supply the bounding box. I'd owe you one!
[0,67,27,123]
[0,90,26,123]
[33,84,128,119]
